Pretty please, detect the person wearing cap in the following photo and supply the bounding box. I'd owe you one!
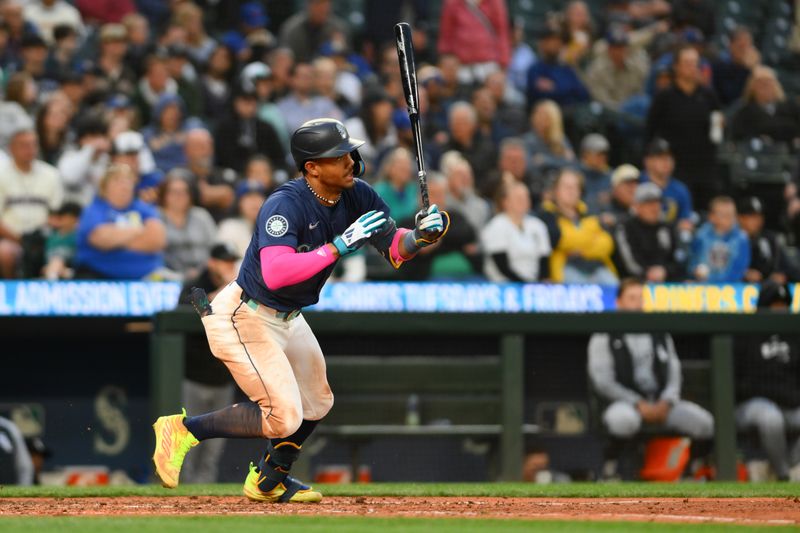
[0,126,62,278]
[93,22,136,98]
[734,280,800,481]
[640,138,694,230]
[737,196,800,284]
[176,241,239,483]
[42,201,81,280]
[601,164,640,229]
[152,118,448,503]
[689,196,750,283]
[74,163,166,279]
[215,84,287,176]
[216,179,270,260]
[110,129,164,204]
[578,133,612,215]
[57,115,111,206]
[158,170,217,281]
[613,183,682,282]
[278,0,350,64]
[240,61,290,153]
[647,45,721,211]
[585,25,650,111]
[525,21,590,110]
[538,167,617,284]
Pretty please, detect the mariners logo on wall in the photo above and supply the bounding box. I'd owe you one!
[336,122,347,140]
[266,215,289,237]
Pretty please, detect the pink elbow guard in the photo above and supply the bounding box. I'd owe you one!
[389,228,414,269]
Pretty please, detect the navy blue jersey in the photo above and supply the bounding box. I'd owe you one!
[237,178,395,311]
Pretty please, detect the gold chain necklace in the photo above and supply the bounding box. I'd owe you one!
[305,179,341,205]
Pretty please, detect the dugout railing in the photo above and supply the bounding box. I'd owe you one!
[151,309,800,481]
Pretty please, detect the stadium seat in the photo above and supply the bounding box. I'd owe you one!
[729,138,796,187]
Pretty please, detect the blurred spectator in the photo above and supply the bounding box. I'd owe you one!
[279,0,350,64]
[23,0,84,45]
[689,196,750,283]
[525,22,590,109]
[2,1,38,65]
[74,163,166,279]
[613,183,682,282]
[57,115,110,205]
[216,180,268,260]
[419,65,449,141]
[122,13,151,77]
[484,70,526,136]
[472,86,514,146]
[76,0,135,25]
[647,45,721,210]
[158,170,216,281]
[109,130,163,205]
[180,128,236,222]
[134,54,178,126]
[539,168,617,284]
[314,54,353,117]
[588,278,714,479]
[267,46,295,102]
[585,26,650,111]
[578,133,612,215]
[712,27,760,108]
[670,0,715,40]
[442,153,491,236]
[5,72,39,117]
[373,148,418,223]
[735,281,800,482]
[397,175,480,280]
[437,0,510,85]
[600,163,639,228]
[640,138,693,230]
[94,23,137,98]
[241,154,276,193]
[44,25,80,82]
[201,45,235,128]
[0,127,62,278]
[172,2,215,66]
[142,94,202,173]
[737,196,799,284]
[19,34,49,84]
[319,37,364,113]
[165,45,202,120]
[178,242,238,483]
[484,137,536,204]
[508,17,536,93]
[437,53,472,104]
[344,88,396,173]
[730,66,800,148]
[522,100,575,177]
[0,416,33,485]
[42,201,81,280]
[482,181,551,282]
[277,62,343,135]
[439,101,497,194]
[35,95,72,165]
[216,85,286,175]
[561,0,595,68]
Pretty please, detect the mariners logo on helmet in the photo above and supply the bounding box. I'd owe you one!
[266,215,289,237]
[336,122,347,140]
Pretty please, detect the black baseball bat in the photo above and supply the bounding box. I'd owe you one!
[394,22,429,211]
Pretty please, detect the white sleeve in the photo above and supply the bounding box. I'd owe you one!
[481,216,511,254]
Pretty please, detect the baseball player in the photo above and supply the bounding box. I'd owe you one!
[152,118,449,502]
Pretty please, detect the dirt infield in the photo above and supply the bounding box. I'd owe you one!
[3,496,799,525]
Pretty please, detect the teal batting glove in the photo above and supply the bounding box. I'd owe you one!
[333,210,387,257]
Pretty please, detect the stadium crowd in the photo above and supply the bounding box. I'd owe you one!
[0,0,798,285]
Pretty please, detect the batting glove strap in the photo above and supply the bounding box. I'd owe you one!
[333,209,387,257]
[411,206,450,248]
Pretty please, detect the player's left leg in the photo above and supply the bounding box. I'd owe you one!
[664,400,714,441]
[244,315,332,503]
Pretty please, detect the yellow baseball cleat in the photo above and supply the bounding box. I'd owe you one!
[152,408,198,488]
[243,463,323,503]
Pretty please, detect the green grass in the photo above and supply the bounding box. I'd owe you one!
[0,516,795,533]
[2,481,798,499]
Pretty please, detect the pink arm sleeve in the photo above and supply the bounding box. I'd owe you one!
[260,245,337,290]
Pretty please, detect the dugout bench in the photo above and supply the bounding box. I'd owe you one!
[151,309,800,481]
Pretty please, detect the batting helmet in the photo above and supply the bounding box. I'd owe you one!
[290,118,366,177]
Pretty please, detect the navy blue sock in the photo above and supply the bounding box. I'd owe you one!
[183,402,263,441]
[256,419,319,491]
